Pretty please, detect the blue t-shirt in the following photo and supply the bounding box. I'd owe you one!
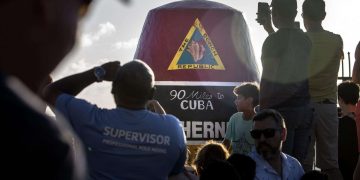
[224,112,254,154]
[55,94,187,180]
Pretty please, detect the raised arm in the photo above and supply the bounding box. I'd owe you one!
[43,61,120,106]
[256,11,275,35]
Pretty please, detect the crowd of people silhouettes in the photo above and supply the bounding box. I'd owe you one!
[1,0,359,179]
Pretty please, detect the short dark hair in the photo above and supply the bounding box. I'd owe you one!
[253,109,286,129]
[338,81,360,105]
[227,154,256,180]
[112,60,155,107]
[193,141,229,175]
[200,160,241,180]
[302,0,326,21]
[271,0,297,21]
[301,170,328,180]
[233,82,260,107]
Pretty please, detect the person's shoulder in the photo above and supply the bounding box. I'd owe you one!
[57,93,76,102]
[323,30,342,42]
[283,153,302,167]
[0,81,54,130]
[340,114,356,122]
[248,150,260,161]
[323,30,341,37]
[1,86,71,149]
[265,31,280,42]
[162,113,180,121]
[230,112,243,119]
[308,30,342,44]
[56,92,101,111]
[282,153,304,177]
[159,113,183,127]
[3,99,55,130]
[292,29,311,41]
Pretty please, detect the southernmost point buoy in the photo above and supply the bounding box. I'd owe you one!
[134,0,259,144]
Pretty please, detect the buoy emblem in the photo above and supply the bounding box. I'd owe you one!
[168,18,225,70]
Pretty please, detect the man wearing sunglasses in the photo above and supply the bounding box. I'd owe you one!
[249,109,304,180]
[0,0,96,179]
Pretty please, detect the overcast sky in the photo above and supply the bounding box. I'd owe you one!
[51,0,360,109]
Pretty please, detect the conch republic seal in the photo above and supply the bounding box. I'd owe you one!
[134,0,259,145]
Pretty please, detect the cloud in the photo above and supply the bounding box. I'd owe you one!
[80,22,116,47]
[69,58,91,71]
[53,58,91,80]
[114,38,138,49]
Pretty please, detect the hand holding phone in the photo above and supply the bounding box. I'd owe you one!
[256,2,270,25]
[256,2,274,34]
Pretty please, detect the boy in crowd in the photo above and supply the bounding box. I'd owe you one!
[223,82,259,154]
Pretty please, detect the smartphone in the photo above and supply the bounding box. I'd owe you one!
[258,2,270,14]
[257,2,270,25]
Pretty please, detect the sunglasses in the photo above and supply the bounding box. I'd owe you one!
[250,128,281,139]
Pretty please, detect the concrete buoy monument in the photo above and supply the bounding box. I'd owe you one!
[134,0,259,144]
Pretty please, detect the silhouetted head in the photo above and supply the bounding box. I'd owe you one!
[338,81,359,105]
[0,0,92,92]
[227,154,256,180]
[271,0,297,27]
[302,0,326,31]
[301,170,328,180]
[193,140,229,176]
[302,0,326,21]
[112,60,155,109]
[200,160,240,180]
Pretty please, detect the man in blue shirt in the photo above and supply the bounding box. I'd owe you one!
[249,109,304,180]
[44,60,187,180]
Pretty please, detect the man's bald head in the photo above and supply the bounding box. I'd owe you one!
[112,60,155,108]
